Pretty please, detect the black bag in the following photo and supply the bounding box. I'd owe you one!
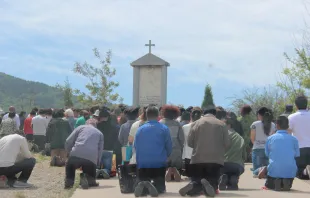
[117,164,137,193]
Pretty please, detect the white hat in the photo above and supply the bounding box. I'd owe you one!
[93,110,100,117]
[64,109,74,117]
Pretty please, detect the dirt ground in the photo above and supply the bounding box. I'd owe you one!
[1,154,79,198]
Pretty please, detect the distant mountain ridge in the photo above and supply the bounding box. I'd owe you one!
[0,72,68,112]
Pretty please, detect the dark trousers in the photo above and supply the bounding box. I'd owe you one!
[182,158,191,176]
[265,176,294,190]
[0,158,36,186]
[137,167,166,193]
[25,134,34,141]
[222,162,244,176]
[296,147,310,179]
[33,135,45,151]
[65,156,96,183]
[189,163,222,191]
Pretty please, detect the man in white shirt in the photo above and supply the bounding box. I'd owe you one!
[2,106,20,129]
[0,134,36,188]
[288,95,310,180]
[32,109,48,151]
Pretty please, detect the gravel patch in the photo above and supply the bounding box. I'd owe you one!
[1,154,79,198]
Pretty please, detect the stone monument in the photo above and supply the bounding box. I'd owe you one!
[131,40,170,107]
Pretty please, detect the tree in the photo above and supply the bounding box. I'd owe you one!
[229,86,287,117]
[73,48,123,107]
[56,77,74,108]
[201,84,215,109]
[277,49,309,102]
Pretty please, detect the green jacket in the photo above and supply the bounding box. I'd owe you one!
[224,129,245,166]
[46,118,71,149]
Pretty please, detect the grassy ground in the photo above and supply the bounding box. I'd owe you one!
[2,153,80,198]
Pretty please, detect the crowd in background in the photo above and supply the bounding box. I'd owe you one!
[0,95,309,196]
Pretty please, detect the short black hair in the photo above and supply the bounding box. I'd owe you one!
[276,115,289,130]
[295,95,308,110]
[45,108,53,116]
[53,109,65,118]
[32,107,39,112]
[30,110,36,116]
[146,106,159,119]
[181,111,191,121]
[126,107,140,120]
[204,106,216,116]
[38,109,45,115]
[285,105,293,113]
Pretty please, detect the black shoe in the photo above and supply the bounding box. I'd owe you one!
[219,174,228,191]
[201,179,215,197]
[79,173,89,189]
[228,175,239,190]
[274,178,281,191]
[64,179,74,189]
[50,156,57,167]
[134,182,146,197]
[282,179,291,191]
[179,182,194,196]
[86,175,99,187]
[144,181,159,197]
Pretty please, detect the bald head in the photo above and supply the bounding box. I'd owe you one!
[9,106,16,113]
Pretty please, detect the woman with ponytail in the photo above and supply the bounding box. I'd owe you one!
[250,107,276,173]
[181,107,202,176]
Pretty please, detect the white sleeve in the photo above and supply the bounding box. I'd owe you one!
[20,137,32,159]
[15,115,20,129]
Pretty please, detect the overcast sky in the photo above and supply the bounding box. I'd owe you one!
[0,0,308,107]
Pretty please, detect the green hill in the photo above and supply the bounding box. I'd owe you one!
[0,72,71,113]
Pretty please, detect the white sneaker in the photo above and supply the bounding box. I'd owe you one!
[13,181,34,188]
[306,165,310,179]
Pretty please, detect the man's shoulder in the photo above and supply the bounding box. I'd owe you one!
[183,123,192,129]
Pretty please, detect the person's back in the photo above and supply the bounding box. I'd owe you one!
[189,114,230,165]
[66,125,103,165]
[288,110,310,148]
[46,118,71,149]
[24,116,34,135]
[0,117,17,138]
[0,134,32,167]
[182,123,193,160]
[266,131,299,178]
[251,120,276,150]
[135,121,172,168]
[160,119,183,150]
[225,130,244,166]
[32,115,47,136]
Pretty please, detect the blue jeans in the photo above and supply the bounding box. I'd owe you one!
[99,150,113,174]
[252,149,268,171]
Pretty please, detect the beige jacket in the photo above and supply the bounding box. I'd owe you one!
[188,114,231,165]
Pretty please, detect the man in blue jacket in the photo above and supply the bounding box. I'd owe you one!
[263,115,300,191]
[134,106,172,197]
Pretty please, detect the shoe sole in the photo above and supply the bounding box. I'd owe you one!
[101,170,110,179]
[219,174,228,190]
[165,168,173,182]
[80,174,89,189]
[229,175,239,190]
[172,168,181,182]
[258,166,267,179]
[306,165,310,180]
[201,179,215,197]
[274,179,281,191]
[144,181,159,197]
[282,179,291,191]
[179,183,194,196]
[134,182,145,197]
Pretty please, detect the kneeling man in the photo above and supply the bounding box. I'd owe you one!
[0,134,36,188]
[263,115,299,191]
[65,121,103,189]
[219,117,245,190]
[134,106,172,197]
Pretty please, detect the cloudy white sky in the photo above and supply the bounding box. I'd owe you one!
[0,0,308,107]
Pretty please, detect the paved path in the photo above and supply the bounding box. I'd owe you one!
[72,165,310,198]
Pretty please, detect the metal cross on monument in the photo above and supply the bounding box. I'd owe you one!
[145,40,155,54]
